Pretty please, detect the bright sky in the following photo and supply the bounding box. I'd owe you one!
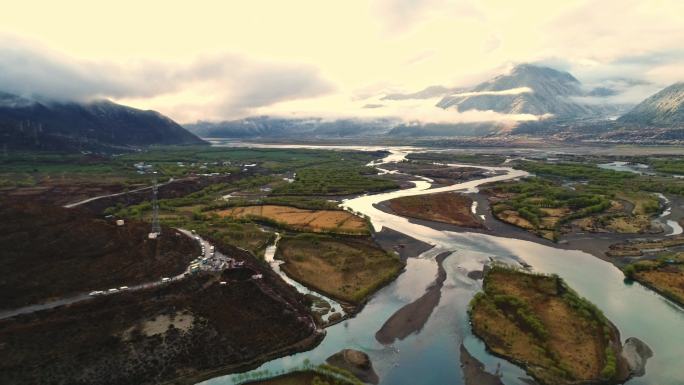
[0,0,682,123]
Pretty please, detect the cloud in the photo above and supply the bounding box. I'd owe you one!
[446,87,532,98]
[0,41,166,101]
[221,61,334,113]
[1,1,683,122]
[254,94,542,125]
[373,0,484,34]
[0,37,334,118]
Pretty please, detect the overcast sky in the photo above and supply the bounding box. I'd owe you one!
[0,0,682,123]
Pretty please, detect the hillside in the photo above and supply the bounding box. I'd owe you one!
[619,82,684,126]
[0,201,198,309]
[0,92,205,151]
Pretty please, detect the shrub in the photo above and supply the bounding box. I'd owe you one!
[601,347,617,379]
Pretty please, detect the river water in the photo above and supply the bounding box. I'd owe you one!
[200,146,684,385]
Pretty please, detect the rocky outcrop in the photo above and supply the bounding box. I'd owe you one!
[326,349,379,384]
[621,337,653,377]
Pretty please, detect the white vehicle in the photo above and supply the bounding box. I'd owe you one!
[210,246,215,251]
[107,288,119,294]
[161,277,170,282]
[119,286,129,291]
[89,291,102,296]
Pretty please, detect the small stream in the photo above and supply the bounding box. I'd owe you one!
[262,233,346,322]
[655,193,683,236]
[200,146,684,385]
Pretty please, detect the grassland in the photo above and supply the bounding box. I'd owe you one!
[623,253,684,307]
[405,152,507,166]
[272,166,398,196]
[216,205,369,234]
[0,147,390,194]
[276,234,404,305]
[96,147,398,255]
[388,192,483,228]
[486,161,666,240]
[469,265,626,385]
[647,157,684,175]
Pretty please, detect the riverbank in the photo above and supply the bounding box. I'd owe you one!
[621,252,684,308]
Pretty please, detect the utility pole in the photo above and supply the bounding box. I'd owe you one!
[149,178,162,238]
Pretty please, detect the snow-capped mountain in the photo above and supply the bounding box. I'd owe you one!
[437,64,610,117]
[619,82,684,126]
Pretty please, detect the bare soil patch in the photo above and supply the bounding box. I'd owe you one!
[388,192,484,228]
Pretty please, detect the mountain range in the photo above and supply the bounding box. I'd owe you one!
[3,63,683,149]
[189,64,670,140]
[0,93,205,152]
[186,116,399,139]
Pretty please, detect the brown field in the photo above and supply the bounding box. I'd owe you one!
[216,205,368,234]
[625,253,684,307]
[276,234,404,304]
[497,210,535,229]
[636,268,684,305]
[469,266,626,385]
[388,192,483,228]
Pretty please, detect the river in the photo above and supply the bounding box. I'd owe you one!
[200,145,684,385]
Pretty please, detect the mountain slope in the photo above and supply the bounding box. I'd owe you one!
[437,64,601,117]
[381,85,464,100]
[0,92,205,151]
[618,82,684,126]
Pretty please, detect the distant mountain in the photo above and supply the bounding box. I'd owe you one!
[618,82,684,126]
[381,85,464,101]
[0,92,205,151]
[437,64,609,117]
[389,122,508,137]
[185,116,398,138]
